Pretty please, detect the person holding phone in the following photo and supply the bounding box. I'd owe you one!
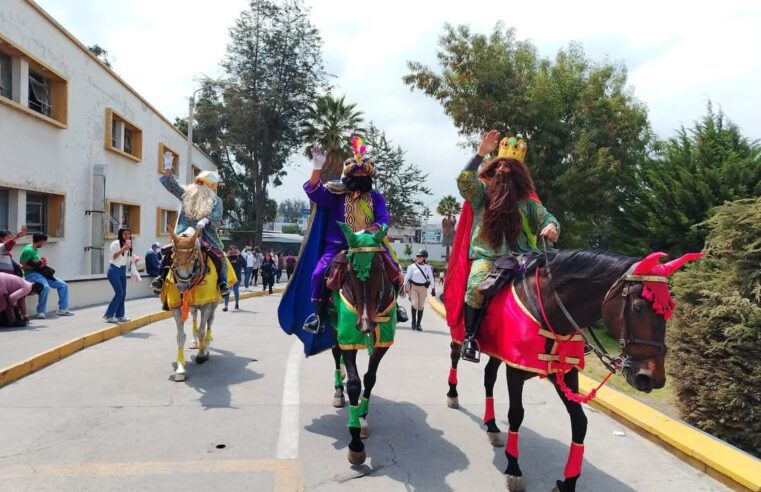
[104,227,132,323]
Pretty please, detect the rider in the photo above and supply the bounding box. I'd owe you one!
[302,138,405,333]
[151,152,229,297]
[458,131,560,362]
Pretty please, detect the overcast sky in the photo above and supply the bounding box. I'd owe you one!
[38,0,761,216]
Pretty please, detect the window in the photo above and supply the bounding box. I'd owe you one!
[26,193,47,233]
[107,201,141,237]
[156,208,178,236]
[105,108,143,162]
[192,165,201,178]
[28,71,51,117]
[0,189,8,230]
[0,53,10,99]
[157,143,179,177]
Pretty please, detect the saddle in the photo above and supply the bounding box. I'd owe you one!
[477,252,546,299]
[325,250,404,293]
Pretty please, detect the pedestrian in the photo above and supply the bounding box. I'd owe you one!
[260,252,276,294]
[19,233,74,319]
[285,253,296,281]
[145,242,162,277]
[404,249,435,331]
[439,270,445,285]
[276,251,285,283]
[0,272,43,327]
[103,227,133,323]
[224,245,243,311]
[251,246,263,286]
[0,226,27,276]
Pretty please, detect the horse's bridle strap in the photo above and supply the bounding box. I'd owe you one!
[347,247,384,253]
[624,274,668,283]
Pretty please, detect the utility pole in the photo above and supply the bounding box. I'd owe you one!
[186,88,202,182]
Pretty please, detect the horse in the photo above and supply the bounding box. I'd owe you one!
[329,223,398,465]
[445,249,702,492]
[161,227,221,382]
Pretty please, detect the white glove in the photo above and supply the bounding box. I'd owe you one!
[311,145,326,170]
[196,218,209,229]
[163,151,174,170]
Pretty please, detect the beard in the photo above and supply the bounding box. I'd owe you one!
[182,183,215,221]
[478,159,535,250]
[343,175,373,193]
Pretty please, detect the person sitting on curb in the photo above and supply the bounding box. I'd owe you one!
[19,233,75,319]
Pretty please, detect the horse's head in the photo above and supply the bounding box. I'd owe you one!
[169,226,203,292]
[602,252,703,393]
[338,222,392,335]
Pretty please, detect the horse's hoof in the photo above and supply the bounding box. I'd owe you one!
[552,487,561,492]
[487,431,504,447]
[189,340,198,349]
[174,372,186,382]
[333,395,346,408]
[196,353,209,364]
[504,474,525,491]
[447,396,459,409]
[347,448,366,465]
[360,418,369,439]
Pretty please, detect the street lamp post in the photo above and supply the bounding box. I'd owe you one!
[187,87,203,182]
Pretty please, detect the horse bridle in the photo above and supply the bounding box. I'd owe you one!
[345,246,392,325]
[171,244,205,289]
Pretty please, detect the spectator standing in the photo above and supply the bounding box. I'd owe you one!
[285,254,296,281]
[251,247,263,286]
[260,252,276,294]
[103,228,133,323]
[19,233,74,319]
[224,245,243,311]
[0,272,42,327]
[145,242,162,277]
[0,226,27,276]
[241,246,253,289]
[403,249,435,331]
[276,251,285,283]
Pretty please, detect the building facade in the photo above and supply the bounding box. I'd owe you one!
[0,0,216,279]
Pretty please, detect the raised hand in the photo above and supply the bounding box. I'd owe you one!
[477,130,501,157]
[163,151,174,174]
[311,144,327,170]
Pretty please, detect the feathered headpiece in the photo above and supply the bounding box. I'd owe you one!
[629,252,704,319]
[342,136,376,177]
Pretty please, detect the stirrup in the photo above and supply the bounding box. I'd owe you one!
[303,313,322,334]
[219,282,230,297]
[396,306,409,323]
[461,337,481,363]
[151,277,164,293]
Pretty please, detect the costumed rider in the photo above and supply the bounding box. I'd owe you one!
[458,130,560,362]
[302,139,406,333]
[151,151,229,297]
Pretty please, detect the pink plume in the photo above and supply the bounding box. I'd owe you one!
[632,252,668,275]
[660,253,704,277]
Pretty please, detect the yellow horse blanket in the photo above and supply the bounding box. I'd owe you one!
[161,256,238,317]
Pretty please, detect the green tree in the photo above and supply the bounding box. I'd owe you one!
[301,94,365,182]
[403,244,413,257]
[437,195,461,260]
[617,105,761,256]
[278,198,309,222]
[404,24,652,249]
[282,224,304,235]
[88,44,112,68]
[669,197,761,457]
[366,123,431,227]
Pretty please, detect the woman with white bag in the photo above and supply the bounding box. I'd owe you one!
[104,227,134,323]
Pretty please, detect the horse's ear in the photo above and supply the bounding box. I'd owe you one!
[372,224,388,242]
[168,225,178,243]
[337,222,356,246]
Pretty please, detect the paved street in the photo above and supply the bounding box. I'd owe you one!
[0,293,727,491]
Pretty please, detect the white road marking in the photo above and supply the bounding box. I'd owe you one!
[275,339,302,459]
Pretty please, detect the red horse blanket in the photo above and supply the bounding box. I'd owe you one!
[444,202,584,376]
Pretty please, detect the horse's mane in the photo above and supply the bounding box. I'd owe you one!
[528,249,637,287]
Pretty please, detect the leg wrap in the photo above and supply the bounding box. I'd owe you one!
[564,442,584,479]
[348,405,361,429]
[448,368,458,385]
[359,397,369,418]
[334,369,343,388]
[483,396,496,424]
[506,431,519,457]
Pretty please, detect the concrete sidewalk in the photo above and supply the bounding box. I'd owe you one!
[0,286,279,372]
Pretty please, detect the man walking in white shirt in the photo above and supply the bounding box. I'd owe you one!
[404,249,435,331]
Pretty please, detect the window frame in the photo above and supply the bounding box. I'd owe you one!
[28,70,52,117]
[0,52,11,100]
[25,193,48,234]
[105,200,141,238]
[156,207,178,237]
[104,108,143,162]
[0,188,8,231]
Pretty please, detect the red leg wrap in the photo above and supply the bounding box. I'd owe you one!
[448,368,458,385]
[483,396,495,424]
[506,431,519,457]
[564,442,584,479]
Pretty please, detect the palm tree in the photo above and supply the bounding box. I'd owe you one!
[437,195,462,261]
[301,94,365,182]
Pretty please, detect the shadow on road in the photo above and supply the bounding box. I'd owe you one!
[181,346,263,410]
[305,395,469,491]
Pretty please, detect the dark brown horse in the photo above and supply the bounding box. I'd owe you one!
[447,249,701,491]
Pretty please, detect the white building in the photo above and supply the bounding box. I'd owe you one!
[0,0,216,287]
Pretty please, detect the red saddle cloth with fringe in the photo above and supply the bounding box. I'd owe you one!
[444,202,584,376]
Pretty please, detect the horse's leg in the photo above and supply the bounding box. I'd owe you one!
[447,340,461,408]
[331,345,346,408]
[189,308,199,349]
[195,304,212,364]
[550,369,587,492]
[484,356,504,446]
[342,349,365,465]
[359,346,389,439]
[503,367,527,491]
[172,309,187,381]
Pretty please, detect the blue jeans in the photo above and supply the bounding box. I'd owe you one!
[244,267,253,287]
[24,272,69,314]
[224,281,240,308]
[105,265,127,318]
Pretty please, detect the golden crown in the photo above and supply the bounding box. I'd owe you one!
[497,135,528,163]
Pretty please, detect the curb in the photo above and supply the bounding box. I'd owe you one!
[428,295,761,492]
[0,288,284,389]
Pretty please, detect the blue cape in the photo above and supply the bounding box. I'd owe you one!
[277,206,337,356]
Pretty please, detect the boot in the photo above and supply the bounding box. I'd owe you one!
[303,301,324,334]
[410,308,418,330]
[396,305,409,323]
[461,305,483,363]
[151,248,173,294]
[417,308,424,331]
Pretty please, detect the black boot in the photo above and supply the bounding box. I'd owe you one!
[151,248,173,294]
[410,308,418,330]
[461,305,483,363]
[417,308,424,331]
